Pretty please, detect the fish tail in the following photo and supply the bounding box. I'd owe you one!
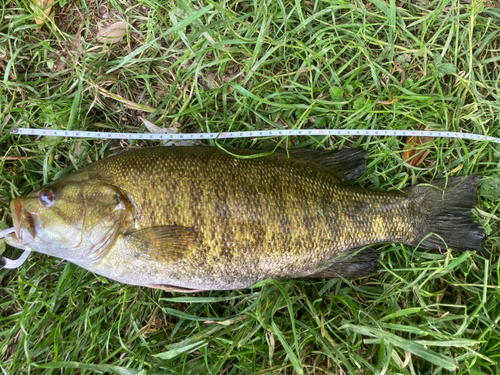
[407,175,485,251]
[407,176,486,251]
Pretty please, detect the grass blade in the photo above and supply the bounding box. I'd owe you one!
[341,324,458,371]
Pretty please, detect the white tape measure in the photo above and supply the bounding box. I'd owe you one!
[11,127,500,143]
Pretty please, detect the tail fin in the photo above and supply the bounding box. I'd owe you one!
[408,176,485,251]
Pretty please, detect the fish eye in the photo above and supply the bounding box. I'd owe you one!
[39,190,55,206]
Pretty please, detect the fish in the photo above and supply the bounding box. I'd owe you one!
[4,146,485,292]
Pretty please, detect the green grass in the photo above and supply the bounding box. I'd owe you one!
[1,0,500,373]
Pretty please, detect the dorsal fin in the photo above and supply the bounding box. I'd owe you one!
[287,148,367,181]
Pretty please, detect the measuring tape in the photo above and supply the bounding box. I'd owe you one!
[11,127,500,143]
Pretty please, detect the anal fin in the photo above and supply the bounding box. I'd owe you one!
[307,248,379,279]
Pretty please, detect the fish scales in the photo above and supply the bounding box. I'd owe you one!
[5,147,485,291]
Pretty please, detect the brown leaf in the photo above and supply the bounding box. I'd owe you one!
[403,136,434,167]
[34,0,55,25]
[53,58,66,72]
[139,117,200,147]
[96,21,128,44]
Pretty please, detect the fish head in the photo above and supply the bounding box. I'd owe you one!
[5,180,131,262]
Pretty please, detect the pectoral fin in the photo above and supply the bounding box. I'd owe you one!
[306,248,379,279]
[127,225,199,260]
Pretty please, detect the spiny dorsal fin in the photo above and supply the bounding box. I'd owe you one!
[127,225,199,261]
[288,148,367,181]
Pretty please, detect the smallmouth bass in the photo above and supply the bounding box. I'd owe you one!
[5,147,485,291]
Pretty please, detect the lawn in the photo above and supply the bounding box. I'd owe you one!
[1,0,500,374]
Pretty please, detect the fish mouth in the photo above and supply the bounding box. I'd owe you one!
[11,198,37,245]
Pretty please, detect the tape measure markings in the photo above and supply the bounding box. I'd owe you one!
[11,127,500,143]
